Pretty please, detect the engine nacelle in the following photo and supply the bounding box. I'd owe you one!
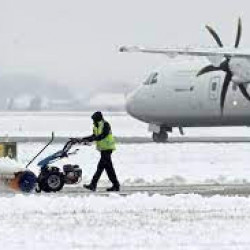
[230,58,250,84]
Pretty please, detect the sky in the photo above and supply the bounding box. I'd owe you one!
[0,0,250,93]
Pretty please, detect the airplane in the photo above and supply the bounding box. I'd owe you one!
[119,18,250,142]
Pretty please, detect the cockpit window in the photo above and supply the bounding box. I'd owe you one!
[151,72,158,84]
[143,72,158,85]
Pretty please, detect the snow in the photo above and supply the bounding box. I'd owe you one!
[1,112,250,249]
[16,142,250,186]
[0,194,250,249]
[0,157,23,175]
[0,111,146,137]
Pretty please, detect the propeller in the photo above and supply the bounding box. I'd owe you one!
[197,18,250,114]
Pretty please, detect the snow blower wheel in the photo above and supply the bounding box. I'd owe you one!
[19,171,37,193]
[37,167,64,192]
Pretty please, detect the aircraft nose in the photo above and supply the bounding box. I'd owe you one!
[125,88,146,120]
[125,92,137,117]
[125,88,152,122]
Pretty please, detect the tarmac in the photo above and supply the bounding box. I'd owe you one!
[1,135,250,197]
[61,184,250,197]
[2,135,250,143]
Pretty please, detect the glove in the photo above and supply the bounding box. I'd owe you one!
[80,138,90,144]
[69,138,80,144]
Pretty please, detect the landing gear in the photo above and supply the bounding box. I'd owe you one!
[149,124,172,143]
[152,130,168,143]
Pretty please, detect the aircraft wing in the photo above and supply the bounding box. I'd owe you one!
[119,46,250,59]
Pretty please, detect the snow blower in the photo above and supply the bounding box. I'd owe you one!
[33,134,83,193]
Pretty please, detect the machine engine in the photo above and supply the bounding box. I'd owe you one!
[63,164,82,184]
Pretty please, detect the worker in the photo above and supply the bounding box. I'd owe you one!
[72,111,120,192]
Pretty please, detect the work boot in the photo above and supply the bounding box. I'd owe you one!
[83,184,96,192]
[106,185,120,192]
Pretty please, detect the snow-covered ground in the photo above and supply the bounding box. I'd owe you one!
[16,141,250,186]
[1,112,250,249]
[0,111,147,137]
[1,194,250,250]
[2,111,250,138]
[2,111,250,185]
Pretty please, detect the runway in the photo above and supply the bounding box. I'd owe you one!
[61,184,250,197]
[2,135,250,143]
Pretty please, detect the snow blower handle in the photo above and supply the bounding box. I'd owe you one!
[57,139,83,158]
[80,139,92,146]
[62,139,75,153]
[25,132,55,169]
[62,138,83,156]
[69,137,92,146]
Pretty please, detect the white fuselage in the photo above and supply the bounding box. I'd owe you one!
[126,59,250,127]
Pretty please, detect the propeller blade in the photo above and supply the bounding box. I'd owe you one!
[220,72,232,114]
[197,65,220,76]
[205,25,224,47]
[235,18,242,48]
[219,58,230,72]
[238,84,250,101]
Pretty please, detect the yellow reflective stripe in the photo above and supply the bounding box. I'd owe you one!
[93,121,116,151]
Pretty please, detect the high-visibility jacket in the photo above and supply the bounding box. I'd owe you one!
[93,120,116,151]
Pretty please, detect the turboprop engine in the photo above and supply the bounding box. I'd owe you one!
[229,58,250,84]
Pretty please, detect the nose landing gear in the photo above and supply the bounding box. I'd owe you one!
[149,124,172,143]
[152,130,168,143]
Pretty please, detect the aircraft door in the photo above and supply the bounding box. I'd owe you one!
[209,76,220,100]
[207,75,221,117]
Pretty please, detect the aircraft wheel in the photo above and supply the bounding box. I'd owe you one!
[152,131,168,143]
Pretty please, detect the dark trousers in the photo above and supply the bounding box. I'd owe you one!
[91,150,120,187]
